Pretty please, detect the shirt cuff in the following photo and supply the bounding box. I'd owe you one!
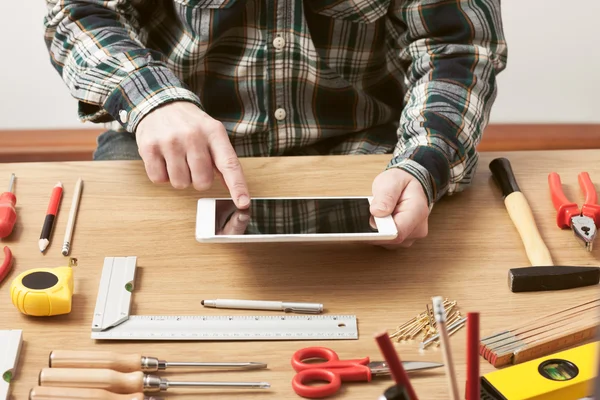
[103,65,202,133]
[386,146,451,209]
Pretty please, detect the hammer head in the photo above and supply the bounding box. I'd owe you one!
[509,266,600,292]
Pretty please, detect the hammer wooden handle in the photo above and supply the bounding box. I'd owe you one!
[39,368,144,394]
[490,157,554,266]
[49,350,142,372]
[29,386,160,400]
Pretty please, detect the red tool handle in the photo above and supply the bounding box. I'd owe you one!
[292,367,372,399]
[291,347,369,372]
[579,172,600,227]
[0,192,17,238]
[548,172,580,228]
[0,246,13,283]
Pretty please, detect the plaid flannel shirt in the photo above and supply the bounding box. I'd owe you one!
[44,0,507,207]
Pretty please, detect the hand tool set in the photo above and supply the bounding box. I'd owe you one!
[3,158,600,400]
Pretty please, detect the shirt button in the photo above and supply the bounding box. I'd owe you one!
[274,108,287,120]
[119,110,128,124]
[273,36,285,49]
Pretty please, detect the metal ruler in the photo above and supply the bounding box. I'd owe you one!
[92,257,358,341]
[1,330,23,400]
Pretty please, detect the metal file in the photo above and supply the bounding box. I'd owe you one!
[91,257,358,341]
[1,329,23,400]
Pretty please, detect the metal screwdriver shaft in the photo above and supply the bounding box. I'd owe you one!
[49,350,267,372]
[39,368,271,394]
[8,173,15,192]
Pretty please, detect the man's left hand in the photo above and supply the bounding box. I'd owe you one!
[369,168,430,249]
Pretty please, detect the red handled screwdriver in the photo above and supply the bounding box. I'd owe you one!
[0,174,17,238]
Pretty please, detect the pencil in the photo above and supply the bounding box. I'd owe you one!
[432,296,460,400]
[466,312,480,400]
[374,330,418,400]
[39,181,63,253]
[61,178,83,256]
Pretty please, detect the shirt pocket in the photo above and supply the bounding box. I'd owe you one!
[305,0,392,24]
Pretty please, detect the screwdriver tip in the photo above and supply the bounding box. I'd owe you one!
[247,362,268,370]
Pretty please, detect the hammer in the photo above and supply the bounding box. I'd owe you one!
[489,157,600,292]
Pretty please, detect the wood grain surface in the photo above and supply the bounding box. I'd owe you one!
[1,150,599,400]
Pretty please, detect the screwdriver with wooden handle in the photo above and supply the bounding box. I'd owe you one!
[39,368,271,393]
[489,157,600,292]
[49,350,267,372]
[29,386,163,400]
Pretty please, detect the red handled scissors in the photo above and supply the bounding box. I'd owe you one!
[291,347,442,398]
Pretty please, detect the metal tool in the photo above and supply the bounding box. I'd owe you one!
[10,257,76,316]
[49,349,266,372]
[1,330,23,400]
[0,173,17,239]
[489,158,600,292]
[549,171,600,251]
[29,386,163,400]
[91,257,358,340]
[290,346,442,399]
[38,368,270,393]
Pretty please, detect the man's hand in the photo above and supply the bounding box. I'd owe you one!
[135,101,250,209]
[369,168,430,248]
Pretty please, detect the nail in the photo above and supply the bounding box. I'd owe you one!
[238,213,250,222]
[238,195,250,207]
[376,203,387,211]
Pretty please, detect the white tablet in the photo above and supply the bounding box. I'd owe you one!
[195,196,398,243]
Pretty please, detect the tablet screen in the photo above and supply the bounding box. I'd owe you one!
[214,198,378,235]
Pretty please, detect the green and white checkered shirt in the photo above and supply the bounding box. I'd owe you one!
[44,0,507,207]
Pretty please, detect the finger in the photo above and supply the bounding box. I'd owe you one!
[216,200,239,230]
[391,183,429,242]
[143,154,169,184]
[208,128,250,209]
[164,150,192,189]
[222,210,251,235]
[187,146,214,191]
[370,170,408,217]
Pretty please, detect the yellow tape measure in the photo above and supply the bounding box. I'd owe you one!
[10,258,76,316]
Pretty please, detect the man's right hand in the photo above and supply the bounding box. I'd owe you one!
[135,101,250,209]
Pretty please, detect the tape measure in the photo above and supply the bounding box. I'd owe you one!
[480,341,597,400]
[10,258,76,316]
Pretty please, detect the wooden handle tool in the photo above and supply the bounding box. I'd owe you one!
[49,349,266,372]
[29,386,162,400]
[39,368,271,393]
[489,157,600,292]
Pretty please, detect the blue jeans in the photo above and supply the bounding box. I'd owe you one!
[93,130,142,160]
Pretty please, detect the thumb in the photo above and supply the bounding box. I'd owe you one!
[370,169,409,217]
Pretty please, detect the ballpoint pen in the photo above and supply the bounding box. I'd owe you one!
[201,298,323,314]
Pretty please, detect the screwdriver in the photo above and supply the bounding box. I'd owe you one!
[0,173,17,239]
[49,350,267,372]
[29,386,163,400]
[39,368,271,393]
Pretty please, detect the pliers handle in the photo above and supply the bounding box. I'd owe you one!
[549,172,600,228]
[0,245,13,284]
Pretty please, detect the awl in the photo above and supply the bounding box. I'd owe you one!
[49,350,267,372]
[39,368,271,393]
[489,157,600,292]
[29,386,162,400]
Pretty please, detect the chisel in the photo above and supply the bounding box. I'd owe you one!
[489,157,600,292]
[49,350,267,372]
[29,386,162,400]
[38,368,271,393]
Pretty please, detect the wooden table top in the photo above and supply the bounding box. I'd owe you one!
[1,150,599,400]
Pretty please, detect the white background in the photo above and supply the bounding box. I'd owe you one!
[1,0,598,129]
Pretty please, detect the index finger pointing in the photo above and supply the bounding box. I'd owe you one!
[208,129,250,209]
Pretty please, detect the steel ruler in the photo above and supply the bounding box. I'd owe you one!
[1,330,23,400]
[91,257,358,341]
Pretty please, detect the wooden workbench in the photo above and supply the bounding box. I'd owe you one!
[1,150,599,400]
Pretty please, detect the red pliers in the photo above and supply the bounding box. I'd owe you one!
[0,246,13,283]
[549,172,600,251]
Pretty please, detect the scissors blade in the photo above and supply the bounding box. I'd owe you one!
[402,361,444,371]
[368,361,443,375]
